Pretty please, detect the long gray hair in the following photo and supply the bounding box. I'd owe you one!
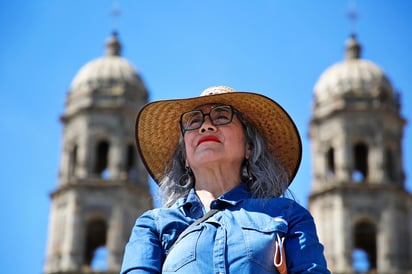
[158,111,291,208]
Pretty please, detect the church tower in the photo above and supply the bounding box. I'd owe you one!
[308,34,412,273]
[44,32,152,274]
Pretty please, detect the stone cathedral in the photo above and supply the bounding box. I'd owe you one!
[44,32,412,274]
[309,34,412,273]
[43,32,152,274]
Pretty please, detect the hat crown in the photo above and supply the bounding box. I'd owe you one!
[200,86,236,96]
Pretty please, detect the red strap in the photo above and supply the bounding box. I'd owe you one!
[274,234,288,274]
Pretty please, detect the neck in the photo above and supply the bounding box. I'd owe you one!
[192,161,241,209]
[193,165,241,210]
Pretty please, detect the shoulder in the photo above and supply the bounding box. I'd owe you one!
[241,197,307,213]
[270,197,314,221]
[137,206,184,222]
[240,197,314,225]
[274,197,311,215]
[135,206,192,234]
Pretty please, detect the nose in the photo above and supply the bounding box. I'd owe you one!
[199,115,217,133]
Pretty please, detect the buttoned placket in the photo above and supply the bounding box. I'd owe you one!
[209,199,233,274]
[213,220,227,274]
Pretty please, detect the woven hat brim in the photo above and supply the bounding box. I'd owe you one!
[136,92,302,185]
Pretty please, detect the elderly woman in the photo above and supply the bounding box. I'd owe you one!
[121,86,330,274]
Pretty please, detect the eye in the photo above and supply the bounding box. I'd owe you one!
[187,116,202,126]
[214,114,230,122]
[211,106,232,124]
[182,111,203,129]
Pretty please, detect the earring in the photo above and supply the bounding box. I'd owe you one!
[242,159,253,183]
[178,166,195,188]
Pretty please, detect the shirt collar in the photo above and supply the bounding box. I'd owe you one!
[178,183,252,216]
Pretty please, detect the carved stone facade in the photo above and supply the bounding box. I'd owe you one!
[44,32,152,274]
[309,35,412,273]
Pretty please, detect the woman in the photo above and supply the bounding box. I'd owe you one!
[121,86,330,273]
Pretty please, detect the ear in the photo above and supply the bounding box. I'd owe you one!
[245,144,252,160]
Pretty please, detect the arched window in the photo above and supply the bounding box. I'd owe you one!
[84,219,107,269]
[385,148,396,181]
[126,144,135,171]
[126,144,135,178]
[353,221,377,271]
[94,140,110,178]
[352,143,368,182]
[68,145,78,177]
[326,147,335,178]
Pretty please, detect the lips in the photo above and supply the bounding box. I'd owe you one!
[197,135,220,145]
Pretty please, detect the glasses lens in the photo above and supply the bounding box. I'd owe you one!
[181,110,203,131]
[210,105,233,125]
[180,105,234,133]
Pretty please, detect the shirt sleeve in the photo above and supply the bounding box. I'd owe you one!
[285,202,331,274]
[120,210,163,274]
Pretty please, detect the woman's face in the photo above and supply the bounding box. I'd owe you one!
[183,104,250,170]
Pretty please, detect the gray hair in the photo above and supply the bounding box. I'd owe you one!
[159,112,291,208]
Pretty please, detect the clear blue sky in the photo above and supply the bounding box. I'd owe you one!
[0,1,411,273]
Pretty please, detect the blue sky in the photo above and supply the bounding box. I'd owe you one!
[0,1,411,273]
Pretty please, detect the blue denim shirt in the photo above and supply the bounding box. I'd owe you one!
[121,184,330,273]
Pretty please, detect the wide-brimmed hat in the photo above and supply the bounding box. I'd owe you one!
[135,86,302,185]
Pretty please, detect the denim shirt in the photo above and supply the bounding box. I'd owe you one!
[121,184,330,274]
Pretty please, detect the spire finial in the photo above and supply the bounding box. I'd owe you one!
[345,1,361,60]
[111,1,121,34]
[347,0,358,37]
[105,1,122,56]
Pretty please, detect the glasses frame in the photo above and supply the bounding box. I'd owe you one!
[179,105,236,134]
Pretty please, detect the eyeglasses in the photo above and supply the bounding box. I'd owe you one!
[180,105,235,133]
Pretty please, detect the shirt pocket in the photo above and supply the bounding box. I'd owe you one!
[238,213,288,272]
[162,225,204,272]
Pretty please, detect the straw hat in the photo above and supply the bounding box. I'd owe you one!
[135,86,302,185]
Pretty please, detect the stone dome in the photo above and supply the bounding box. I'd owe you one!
[69,32,145,93]
[64,32,148,118]
[313,35,396,116]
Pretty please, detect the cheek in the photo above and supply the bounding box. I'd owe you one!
[228,129,248,156]
[183,134,195,157]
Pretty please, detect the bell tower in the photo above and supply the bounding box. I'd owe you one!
[308,34,412,273]
[44,32,152,274]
